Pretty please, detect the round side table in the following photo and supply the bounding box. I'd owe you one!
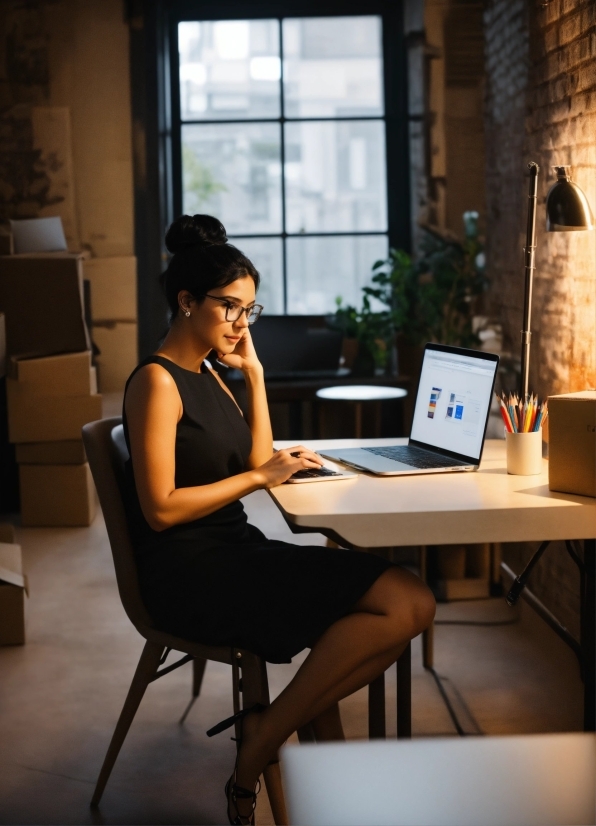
[316,385,408,438]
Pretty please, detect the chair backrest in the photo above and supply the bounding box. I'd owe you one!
[82,417,154,635]
[282,733,596,826]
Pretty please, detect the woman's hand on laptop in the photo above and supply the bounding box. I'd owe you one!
[253,446,324,488]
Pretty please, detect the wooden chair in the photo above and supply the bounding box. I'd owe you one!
[82,417,287,823]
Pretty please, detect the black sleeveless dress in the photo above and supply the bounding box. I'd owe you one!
[122,356,392,663]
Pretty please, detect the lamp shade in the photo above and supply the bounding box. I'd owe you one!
[546,166,594,231]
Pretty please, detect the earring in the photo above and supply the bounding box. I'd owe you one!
[185,311,191,317]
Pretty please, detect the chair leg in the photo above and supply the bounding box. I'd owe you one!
[91,640,163,807]
[238,651,289,825]
[179,656,208,725]
[263,760,289,826]
[237,650,270,708]
[192,656,207,696]
[422,623,434,669]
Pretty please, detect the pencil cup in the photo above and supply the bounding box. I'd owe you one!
[505,430,543,476]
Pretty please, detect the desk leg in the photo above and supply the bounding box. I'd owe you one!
[419,546,435,669]
[368,673,386,738]
[583,539,595,731]
[296,723,316,743]
[396,642,412,738]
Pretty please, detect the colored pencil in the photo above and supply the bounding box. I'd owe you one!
[499,400,513,432]
[501,393,547,432]
[530,397,538,432]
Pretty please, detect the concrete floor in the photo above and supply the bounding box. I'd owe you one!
[0,393,584,823]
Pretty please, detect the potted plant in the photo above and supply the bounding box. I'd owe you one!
[330,212,487,378]
[363,211,488,376]
[328,297,395,376]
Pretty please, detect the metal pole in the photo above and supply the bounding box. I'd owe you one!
[583,539,595,731]
[520,162,539,398]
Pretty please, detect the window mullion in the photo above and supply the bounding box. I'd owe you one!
[279,17,288,314]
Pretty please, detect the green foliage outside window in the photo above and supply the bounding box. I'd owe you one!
[183,145,227,210]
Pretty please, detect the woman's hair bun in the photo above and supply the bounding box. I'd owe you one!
[165,214,228,254]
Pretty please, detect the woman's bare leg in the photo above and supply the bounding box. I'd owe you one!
[232,567,435,814]
[303,635,410,742]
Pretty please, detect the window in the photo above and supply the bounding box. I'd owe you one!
[173,11,403,315]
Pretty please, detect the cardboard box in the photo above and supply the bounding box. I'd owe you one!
[0,253,90,358]
[0,312,5,378]
[83,256,137,322]
[0,541,26,645]
[16,440,86,465]
[93,321,138,392]
[8,351,94,395]
[7,387,102,443]
[549,391,596,498]
[19,463,96,527]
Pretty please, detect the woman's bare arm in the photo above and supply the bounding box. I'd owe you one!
[125,363,321,531]
[214,328,273,468]
[243,363,274,468]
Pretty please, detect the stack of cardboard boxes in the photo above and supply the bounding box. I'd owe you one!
[8,352,101,526]
[83,256,138,392]
[0,253,102,526]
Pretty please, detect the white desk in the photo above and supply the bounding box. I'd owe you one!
[269,439,596,732]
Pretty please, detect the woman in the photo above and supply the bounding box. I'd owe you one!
[123,214,435,824]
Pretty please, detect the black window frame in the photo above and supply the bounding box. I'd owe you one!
[130,0,409,355]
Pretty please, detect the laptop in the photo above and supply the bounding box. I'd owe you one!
[318,343,499,476]
[250,315,344,380]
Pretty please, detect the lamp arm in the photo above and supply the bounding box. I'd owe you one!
[521,162,539,398]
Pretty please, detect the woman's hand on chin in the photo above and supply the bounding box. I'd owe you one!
[216,329,263,375]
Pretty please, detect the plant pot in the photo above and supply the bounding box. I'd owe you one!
[341,338,359,371]
[351,343,376,377]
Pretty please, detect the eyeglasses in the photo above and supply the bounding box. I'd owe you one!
[203,294,264,325]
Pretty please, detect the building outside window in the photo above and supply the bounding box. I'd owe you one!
[175,14,393,315]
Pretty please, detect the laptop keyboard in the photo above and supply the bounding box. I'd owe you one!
[362,446,461,469]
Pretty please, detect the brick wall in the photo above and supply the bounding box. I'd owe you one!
[484,0,596,395]
[483,0,530,356]
[484,0,596,638]
[527,1,596,394]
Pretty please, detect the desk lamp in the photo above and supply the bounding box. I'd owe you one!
[520,163,594,398]
[507,166,593,609]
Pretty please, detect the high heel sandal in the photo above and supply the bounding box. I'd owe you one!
[224,772,261,826]
[207,703,266,825]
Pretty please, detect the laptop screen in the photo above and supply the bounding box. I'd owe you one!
[410,346,499,461]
